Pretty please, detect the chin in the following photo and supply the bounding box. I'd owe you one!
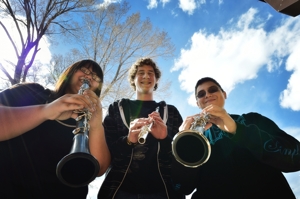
[204,102,213,108]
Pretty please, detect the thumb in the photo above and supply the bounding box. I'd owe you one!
[204,123,212,131]
[70,112,79,120]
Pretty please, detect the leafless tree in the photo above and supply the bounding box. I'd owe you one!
[59,1,175,107]
[0,0,96,85]
[45,53,83,87]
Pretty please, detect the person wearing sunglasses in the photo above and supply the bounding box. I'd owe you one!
[0,59,110,198]
[171,77,300,199]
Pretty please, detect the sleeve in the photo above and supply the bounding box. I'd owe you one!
[103,101,133,166]
[158,105,198,194]
[231,112,300,172]
[0,83,50,106]
[159,104,183,153]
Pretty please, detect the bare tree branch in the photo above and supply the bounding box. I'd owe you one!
[55,1,175,107]
[0,0,96,85]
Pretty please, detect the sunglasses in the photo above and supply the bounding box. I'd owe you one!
[196,86,220,98]
[80,67,101,83]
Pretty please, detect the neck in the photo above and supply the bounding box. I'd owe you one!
[136,92,153,101]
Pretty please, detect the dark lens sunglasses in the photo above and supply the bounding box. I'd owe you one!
[196,86,219,98]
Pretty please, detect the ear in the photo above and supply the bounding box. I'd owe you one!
[223,91,227,99]
[196,100,200,108]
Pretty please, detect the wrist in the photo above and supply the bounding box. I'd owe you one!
[126,136,137,146]
[126,136,132,145]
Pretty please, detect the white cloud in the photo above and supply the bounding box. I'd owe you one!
[98,0,121,8]
[103,0,121,4]
[147,0,171,9]
[279,40,300,111]
[161,0,171,6]
[147,0,158,9]
[178,0,207,15]
[171,8,300,110]
[179,0,197,15]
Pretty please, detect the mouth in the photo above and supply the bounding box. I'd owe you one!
[205,99,215,104]
[79,77,91,86]
[141,81,152,86]
[141,82,152,85]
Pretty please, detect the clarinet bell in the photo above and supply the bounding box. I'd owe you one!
[56,133,100,187]
[172,114,211,168]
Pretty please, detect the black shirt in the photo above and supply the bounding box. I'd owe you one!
[120,100,165,193]
[0,83,88,199]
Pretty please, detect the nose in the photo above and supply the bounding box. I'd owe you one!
[143,73,150,78]
[204,91,212,98]
[84,74,92,81]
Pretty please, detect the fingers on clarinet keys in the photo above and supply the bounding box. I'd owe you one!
[56,79,100,187]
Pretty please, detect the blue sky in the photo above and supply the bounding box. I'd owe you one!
[93,0,300,198]
[1,0,300,198]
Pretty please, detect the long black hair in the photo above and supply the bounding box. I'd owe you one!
[52,59,103,99]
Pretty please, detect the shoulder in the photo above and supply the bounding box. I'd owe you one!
[231,112,271,124]
[165,103,182,119]
[1,82,45,92]
[166,103,176,109]
[0,83,51,106]
[166,103,180,112]
[109,98,131,108]
[107,98,132,114]
[231,112,263,118]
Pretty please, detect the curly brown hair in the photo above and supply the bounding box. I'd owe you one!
[128,57,161,91]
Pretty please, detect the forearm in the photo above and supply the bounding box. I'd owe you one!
[232,120,300,171]
[103,108,133,160]
[89,124,111,176]
[0,105,48,141]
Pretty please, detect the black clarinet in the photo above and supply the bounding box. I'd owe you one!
[56,79,100,187]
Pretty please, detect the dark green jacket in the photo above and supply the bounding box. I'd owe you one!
[172,112,300,199]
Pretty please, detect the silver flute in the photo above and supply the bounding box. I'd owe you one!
[137,106,160,144]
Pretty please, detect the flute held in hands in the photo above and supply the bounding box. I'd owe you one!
[137,106,160,144]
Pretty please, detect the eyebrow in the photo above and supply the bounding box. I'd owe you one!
[198,85,218,91]
[137,69,154,73]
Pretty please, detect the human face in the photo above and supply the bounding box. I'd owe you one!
[67,66,101,94]
[80,67,101,83]
[134,65,157,94]
[196,81,226,109]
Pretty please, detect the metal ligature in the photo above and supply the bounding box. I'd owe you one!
[172,113,211,168]
[56,79,100,187]
[137,106,160,144]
